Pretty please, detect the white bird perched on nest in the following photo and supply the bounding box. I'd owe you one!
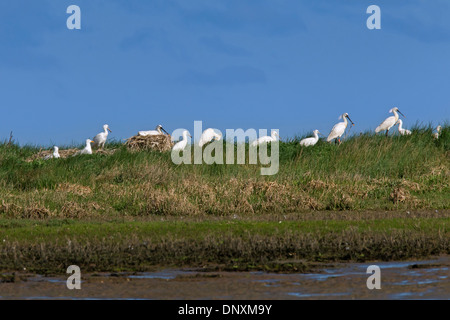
[73,139,94,156]
[172,130,191,152]
[44,146,60,160]
[93,124,112,149]
[433,125,442,139]
[251,131,279,147]
[375,107,405,136]
[199,128,222,147]
[300,130,322,147]
[138,125,169,137]
[396,119,411,136]
[327,113,355,144]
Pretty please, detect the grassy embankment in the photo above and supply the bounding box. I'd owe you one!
[0,126,449,273]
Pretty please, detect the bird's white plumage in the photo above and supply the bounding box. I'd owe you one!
[199,128,222,147]
[327,113,353,143]
[300,130,321,147]
[73,139,94,156]
[93,124,111,149]
[172,130,191,151]
[396,119,411,135]
[375,108,404,134]
[433,125,442,139]
[251,131,279,147]
[44,146,60,160]
[139,125,168,137]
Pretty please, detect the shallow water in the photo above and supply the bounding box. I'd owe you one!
[0,256,448,300]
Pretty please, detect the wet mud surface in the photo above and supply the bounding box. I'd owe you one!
[0,256,448,300]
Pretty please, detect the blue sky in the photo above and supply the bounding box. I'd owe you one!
[1,0,449,146]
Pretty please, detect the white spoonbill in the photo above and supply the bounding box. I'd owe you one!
[44,146,60,160]
[93,124,112,149]
[73,139,94,156]
[375,107,405,136]
[396,119,411,136]
[199,128,222,147]
[433,125,442,139]
[138,125,169,137]
[251,131,279,147]
[327,113,355,144]
[172,130,191,152]
[300,130,322,147]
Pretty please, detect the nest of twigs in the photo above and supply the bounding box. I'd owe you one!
[26,148,117,162]
[125,134,173,152]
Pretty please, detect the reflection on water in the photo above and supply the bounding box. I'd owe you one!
[0,256,448,300]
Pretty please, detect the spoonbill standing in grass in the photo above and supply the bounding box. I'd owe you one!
[138,124,169,137]
[198,128,222,147]
[396,119,411,136]
[172,130,191,152]
[300,130,322,147]
[433,125,442,139]
[251,131,279,147]
[93,124,112,149]
[375,107,405,136]
[73,139,94,156]
[44,146,60,160]
[327,113,355,144]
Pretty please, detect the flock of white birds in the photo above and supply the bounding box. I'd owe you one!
[43,108,443,159]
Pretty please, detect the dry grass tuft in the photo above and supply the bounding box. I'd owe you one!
[60,201,89,219]
[1,201,53,219]
[57,183,92,196]
[390,187,409,203]
[0,201,22,216]
[22,205,53,219]
[125,134,173,152]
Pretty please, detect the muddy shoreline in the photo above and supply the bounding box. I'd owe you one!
[1,255,448,300]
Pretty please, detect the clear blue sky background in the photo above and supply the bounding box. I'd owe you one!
[1,0,449,146]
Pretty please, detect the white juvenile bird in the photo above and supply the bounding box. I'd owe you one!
[433,125,442,139]
[93,124,112,149]
[300,130,322,147]
[198,128,222,147]
[396,119,411,136]
[44,146,60,160]
[375,107,405,136]
[138,125,169,137]
[172,130,191,152]
[73,139,94,156]
[251,131,279,147]
[327,113,355,144]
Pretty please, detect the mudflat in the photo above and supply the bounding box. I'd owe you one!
[1,256,448,300]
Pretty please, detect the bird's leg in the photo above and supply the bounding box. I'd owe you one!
[385,129,389,137]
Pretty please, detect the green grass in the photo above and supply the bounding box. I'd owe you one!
[0,126,449,273]
[1,126,448,217]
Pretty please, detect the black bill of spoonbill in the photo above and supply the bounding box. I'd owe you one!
[199,128,222,147]
[93,124,112,149]
[300,130,323,147]
[433,125,442,139]
[251,131,279,147]
[44,146,60,160]
[139,124,169,136]
[172,130,192,151]
[375,107,405,136]
[73,139,95,156]
[395,119,411,136]
[326,113,355,144]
